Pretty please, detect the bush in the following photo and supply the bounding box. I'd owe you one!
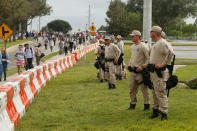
[168,30,183,36]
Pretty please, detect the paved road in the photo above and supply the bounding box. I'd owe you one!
[173,46,197,59]
[7,37,60,69]
[171,40,197,45]
[123,40,197,59]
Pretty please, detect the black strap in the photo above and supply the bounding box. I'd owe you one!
[167,89,170,97]
[25,48,33,56]
[171,55,176,75]
[167,55,176,97]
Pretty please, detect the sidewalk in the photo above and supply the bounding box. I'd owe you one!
[0,44,85,84]
[7,37,60,69]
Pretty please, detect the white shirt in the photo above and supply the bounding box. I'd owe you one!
[24,47,34,58]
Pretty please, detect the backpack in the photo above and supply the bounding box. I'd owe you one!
[40,53,45,58]
[25,48,33,57]
[166,55,178,97]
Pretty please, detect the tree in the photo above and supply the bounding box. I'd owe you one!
[152,0,197,30]
[127,0,143,14]
[182,24,197,36]
[98,25,107,32]
[47,20,72,33]
[0,0,52,32]
[126,12,142,33]
[106,0,130,36]
[127,0,197,30]
[194,18,197,25]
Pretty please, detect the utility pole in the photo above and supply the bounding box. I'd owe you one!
[143,0,152,47]
[88,1,91,29]
[19,23,22,39]
[30,19,33,33]
[39,16,41,33]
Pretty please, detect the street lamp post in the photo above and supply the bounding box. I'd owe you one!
[143,0,152,47]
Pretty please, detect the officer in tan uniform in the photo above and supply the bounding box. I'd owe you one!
[105,36,121,89]
[116,35,125,80]
[127,30,150,110]
[149,26,174,121]
[94,39,105,82]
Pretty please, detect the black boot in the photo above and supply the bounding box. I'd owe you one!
[127,104,136,110]
[100,80,103,83]
[161,112,168,121]
[144,104,150,111]
[108,83,112,90]
[149,109,159,119]
[111,84,116,89]
[119,76,122,80]
[116,75,119,80]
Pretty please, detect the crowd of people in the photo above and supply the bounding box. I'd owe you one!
[0,30,100,82]
[94,25,176,121]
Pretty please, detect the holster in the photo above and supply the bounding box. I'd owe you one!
[128,66,139,74]
[147,64,166,78]
[105,58,114,62]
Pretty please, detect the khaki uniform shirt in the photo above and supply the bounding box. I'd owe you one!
[129,42,150,67]
[105,43,121,60]
[117,40,124,54]
[94,44,105,55]
[150,38,174,65]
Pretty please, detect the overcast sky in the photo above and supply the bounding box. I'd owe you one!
[29,0,195,32]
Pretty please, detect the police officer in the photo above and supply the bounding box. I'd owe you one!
[116,35,125,80]
[94,39,106,82]
[149,26,174,121]
[105,36,121,89]
[127,30,150,111]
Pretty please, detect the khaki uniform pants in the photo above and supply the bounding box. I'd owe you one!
[150,69,169,114]
[116,65,122,76]
[99,68,105,80]
[129,72,150,105]
[105,62,116,85]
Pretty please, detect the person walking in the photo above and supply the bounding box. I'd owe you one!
[116,35,125,80]
[73,39,77,51]
[35,45,41,66]
[44,38,48,50]
[104,36,121,90]
[49,38,54,52]
[52,34,56,46]
[0,47,9,81]
[149,26,174,121]
[69,39,74,53]
[64,38,69,55]
[94,39,105,83]
[24,43,34,70]
[59,38,64,55]
[15,45,26,75]
[127,30,150,111]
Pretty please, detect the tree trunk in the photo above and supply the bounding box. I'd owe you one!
[13,25,16,41]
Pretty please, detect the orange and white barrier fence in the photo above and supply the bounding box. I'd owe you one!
[0,43,98,131]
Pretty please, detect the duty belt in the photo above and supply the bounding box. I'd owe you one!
[127,66,140,73]
[147,64,167,78]
[105,58,114,62]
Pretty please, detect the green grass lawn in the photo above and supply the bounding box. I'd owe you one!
[7,67,17,77]
[40,51,59,62]
[0,39,32,49]
[175,65,197,82]
[16,48,197,131]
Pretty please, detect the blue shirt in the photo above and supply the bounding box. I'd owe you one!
[0,53,9,64]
